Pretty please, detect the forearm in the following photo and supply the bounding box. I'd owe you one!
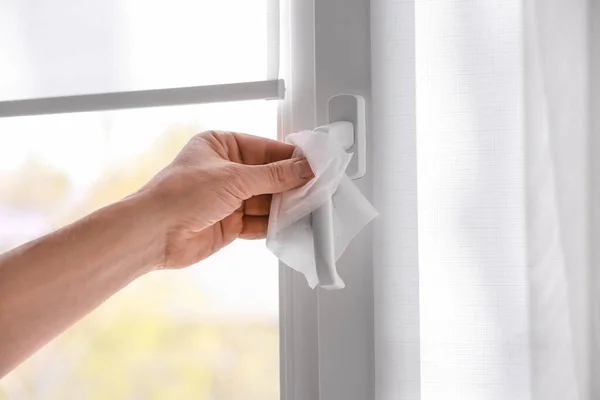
[0,193,165,376]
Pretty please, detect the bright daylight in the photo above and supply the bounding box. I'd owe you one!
[0,1,280,399]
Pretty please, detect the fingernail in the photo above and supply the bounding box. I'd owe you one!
[293,158,314,179]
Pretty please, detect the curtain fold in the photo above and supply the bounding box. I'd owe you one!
[415,1,528,398]
[525,0,599,399]
[372,0,529,399]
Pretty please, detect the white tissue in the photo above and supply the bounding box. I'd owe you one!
[266,129,378,289]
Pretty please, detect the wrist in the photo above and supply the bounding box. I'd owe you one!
[111,191,171,273]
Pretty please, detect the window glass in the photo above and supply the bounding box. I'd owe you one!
[0,0,269,101]
[0,100,279,400]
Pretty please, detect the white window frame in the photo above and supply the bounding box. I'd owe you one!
[0,0,374,398]
[278,0,374,399]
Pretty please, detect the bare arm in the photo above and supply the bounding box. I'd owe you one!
[0,193,164,376]
[0,131,312,376]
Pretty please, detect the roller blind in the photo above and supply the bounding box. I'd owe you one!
[0,0,280,103]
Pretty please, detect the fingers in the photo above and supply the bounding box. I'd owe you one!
[239,157,314,197]
[216,132,316,196]
[232,132,296,165]
[245,194,272,216]
[239,216,269,240]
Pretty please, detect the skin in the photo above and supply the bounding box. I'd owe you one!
[0,131,313,377]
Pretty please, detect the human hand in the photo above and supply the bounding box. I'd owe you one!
[138,131,313,269]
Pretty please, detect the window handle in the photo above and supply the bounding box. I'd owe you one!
[310,119,356,290]
[311,121,355,289]
[312,197,342,289]
[310,94,367,289]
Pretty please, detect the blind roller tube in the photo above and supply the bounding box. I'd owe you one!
[0,80,285,118]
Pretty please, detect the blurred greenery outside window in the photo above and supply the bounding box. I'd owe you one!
[0,101,280,399]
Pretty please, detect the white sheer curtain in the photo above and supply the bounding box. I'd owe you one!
[371,0,593,399]
[373,0,528,397]
[415,1,529,399]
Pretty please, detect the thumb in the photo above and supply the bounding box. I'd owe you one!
[241,157,314,197]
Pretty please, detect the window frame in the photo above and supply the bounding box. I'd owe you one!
[278,0,374,399]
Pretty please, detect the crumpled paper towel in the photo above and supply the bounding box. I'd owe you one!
[266,129,378,289]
